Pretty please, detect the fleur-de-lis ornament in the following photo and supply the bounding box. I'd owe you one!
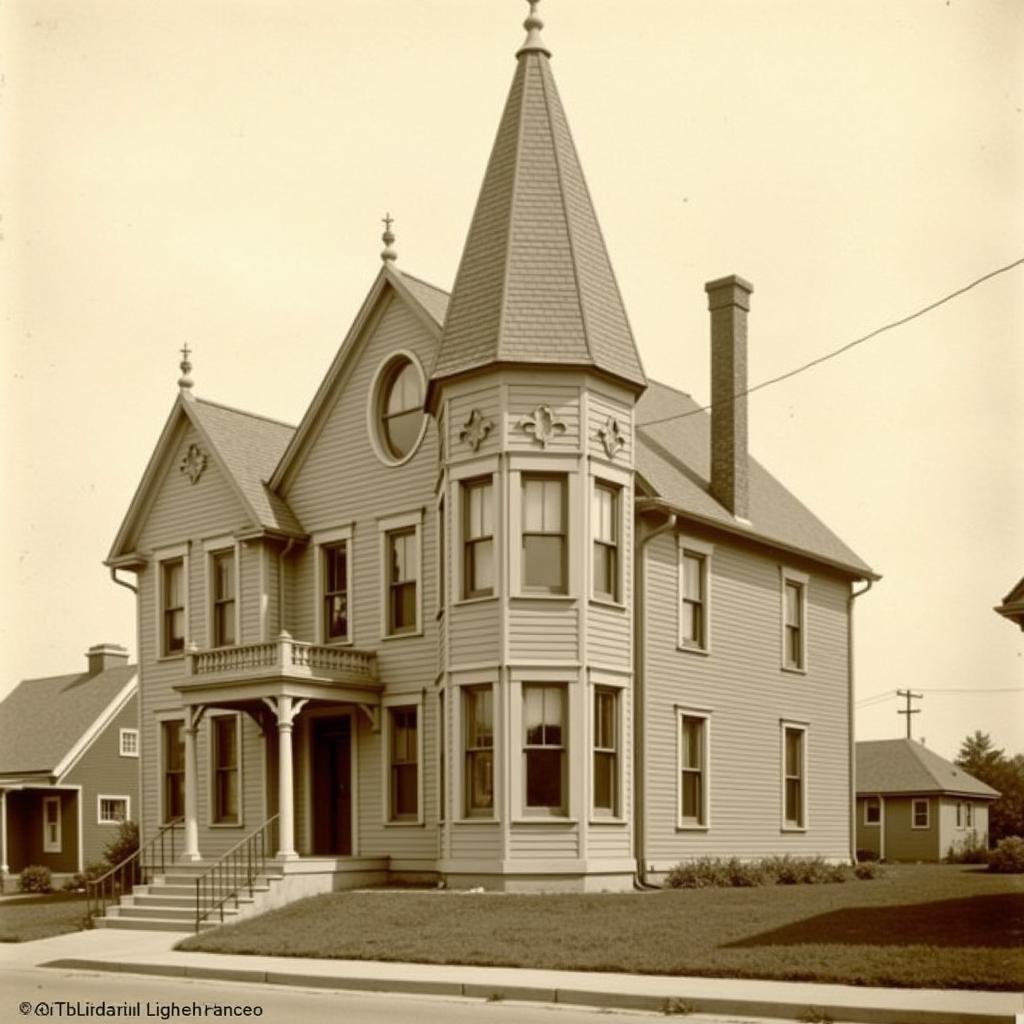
[597,416,626,459]
[520,405,566,448]
[459,409,494,452]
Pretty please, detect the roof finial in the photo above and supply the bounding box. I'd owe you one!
[381,212,397,263]
[517,0,551,59]
[178,343,194,394]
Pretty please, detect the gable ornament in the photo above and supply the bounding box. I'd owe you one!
[458,408,494,452]
[519,404,566,448]
[180,442,208,485]
[597,415,626,460]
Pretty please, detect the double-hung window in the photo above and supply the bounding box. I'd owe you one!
[389,707,418,820]
[162,720,185,823]
[912,798,929,829]
[678,713,708,827]
[464,687,494,816]
[523,684,566,814]
[387,529,418,635]
[956,801,963,828]
[781,570,808,670]
[463,478,495,599]
[965,802,973,828]
[161,558,186,656]
[782,724,806,829]
[522,475,567,594]
[211,715,240,825]
[592,483,619,601]
[43,796,61,853]
[680,548,708,650]
[864,796,880,825]
[211,549,236,647]
[593,688,617,815]
[324,542,350,641]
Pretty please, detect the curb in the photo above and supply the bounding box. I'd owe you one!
[40,958,1021,1024]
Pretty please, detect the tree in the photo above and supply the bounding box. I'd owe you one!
[955,732,1023,845]
[956,731,1004,778]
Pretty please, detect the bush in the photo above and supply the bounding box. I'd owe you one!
[854,860,885,880]
[19,865,53,893]
[855,848,879,862]
[945,831,990,865]
[102,820,139,869]
[988,836,1024,874]
[63,861,110,892]
[665,855,855,889]
[666,857,731,888]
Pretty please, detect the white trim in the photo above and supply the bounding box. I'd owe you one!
[780,567,810,673]
[366,349,429,468]
[301,705,360,857]
[53,674,138,779]
[590,476,624,605]
[207,711,244,828]
[379,509,424,639]
[97,794,131,825]
[780,721,808,831]
[677,535,714,654]
[204,537,241,650]
[154,543,190,661]
[676,708,711,830]
[42,795,62,853]
[455,678,500,823]
[911,797,930,830]
[590,683,622,820]
[863,795,881,826]
[312,524,355,645]
[382,694,424,826]
[118,728,139,758]
[155,712,186,826]
[510,463,580,599]
[516,679,571,818]
[457,472,498,602]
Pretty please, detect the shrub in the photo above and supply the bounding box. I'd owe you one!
[665,857,731,888]
[63,861,110,892]
[945,831,990,865]
[102,820,139,869]
[19,865,53,893]
[855,848,878,862]
[854,860,885,880]
[665,855,855,889]
[725,857,769,887]
[988,836,1024,874]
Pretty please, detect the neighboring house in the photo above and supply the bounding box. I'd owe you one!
[995,576,1024,630]
[856,739,998,862]
[104,7,876,896]
[0,645,139,891]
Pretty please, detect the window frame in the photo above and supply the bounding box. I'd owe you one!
[591,481,621,603]
[677,708,711,829]
[313,525,354,645]
[463,685,495,818]
[203,537,240,650]
[461,476,496,601]
[780,568,809,673]
[119,728,139,758]
[592,686,619,817]
[379,511,423,639]
[863,796,881,826]
[965,802,973,828]
[156,545,189,659]
[521,682,568,817]
[520,473,568,596]
[42,794,62,853]
[97,795,131,826]
[209,712,243,827]
[912,797,930,830]
[677,536,713,653]
[781,722,808,831]
[956,800,962,829]
[367,350,428,468]
[160,717,186,825]
[383,699,423,825]
[438,689,447,823]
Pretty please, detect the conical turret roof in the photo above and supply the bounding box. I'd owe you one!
[428,6,646,403]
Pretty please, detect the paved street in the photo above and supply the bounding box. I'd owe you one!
[0,965,781,1024]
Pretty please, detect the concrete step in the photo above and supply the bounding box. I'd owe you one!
[94,916,211,933]
[129,893,257,910]
[109,904,240,922]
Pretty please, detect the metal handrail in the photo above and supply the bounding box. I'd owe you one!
[86,820,181,923]
[194,815,279,932]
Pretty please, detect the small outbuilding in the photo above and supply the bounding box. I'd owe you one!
[855,738,998,862]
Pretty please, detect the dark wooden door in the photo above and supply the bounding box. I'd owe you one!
[312,716,352,855]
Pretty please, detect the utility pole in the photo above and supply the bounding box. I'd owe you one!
[896,689,923,739]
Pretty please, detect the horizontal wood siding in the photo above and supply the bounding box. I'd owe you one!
[505,384,579,452]
[450,599,501,666]
[586,390,633,463]
[643,529,852,864]
[855,797,882,858]
[447,385,501,464]
[509,600,579,662]
[240,541,260,644]
[588,604,630,670]
[587,823,630,858]
[508,823,578,859]
[884,797,940,862]
[450,822,502,860]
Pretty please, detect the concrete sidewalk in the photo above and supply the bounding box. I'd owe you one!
[7,927,1022,1024]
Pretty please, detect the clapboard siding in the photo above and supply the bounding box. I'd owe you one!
[643,528,851,863]
[240,541,260,644]
[505,384,579,451]
[884,797,939,862]
[450,822,502,860]
[586,390,633,463]
[509,600,579,661]
[587,824,630,858]
[447,385,502,463]
[509,824,578,858]
[588,603,630,669]
[450,599,501,666]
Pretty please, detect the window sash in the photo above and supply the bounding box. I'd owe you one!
[965,803,973,827]
[162,559,185,654]
[679,715,706,824]
[783,727,804,827]
[464,687,494,814]
[523,684,566,812]
[522,476,567,593]
[390,707,418,820]
[463,478,495,598]
[212,716,240,824]
[212,550,236,647]
[100,798,128,823]
[784,581,804,668]
[913,799,929,828]
[163,722,185,822]
[681,552,706,647]
[120,729,139,756]
[323,543,349,640]
[865,797,880,824]
[593,688,617,814]
[387,529,418,634]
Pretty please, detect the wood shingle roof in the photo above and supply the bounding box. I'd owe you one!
[856,739,999,799]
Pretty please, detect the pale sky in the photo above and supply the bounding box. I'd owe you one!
[2,0,1022,762]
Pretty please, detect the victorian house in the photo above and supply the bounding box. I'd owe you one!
[103,5,876,914]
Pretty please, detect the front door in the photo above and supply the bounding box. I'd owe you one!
[312,716,352,855]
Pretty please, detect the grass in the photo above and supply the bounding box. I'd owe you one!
[0,892,90,942]
[177,865,1024,991]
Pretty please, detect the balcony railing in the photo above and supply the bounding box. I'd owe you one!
[186,633,378,686]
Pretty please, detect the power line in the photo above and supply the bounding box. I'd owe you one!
[636,257,1024,429]
[856,686,1024,706]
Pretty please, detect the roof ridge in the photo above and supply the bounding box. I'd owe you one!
[395,269,451,297]
[193,395,297,431]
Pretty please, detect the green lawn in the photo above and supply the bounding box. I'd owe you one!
[0,893,89,943]
[177,865,1024,991]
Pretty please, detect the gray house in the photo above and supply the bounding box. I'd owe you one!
[856,739,998,862]
[0,645,139,890]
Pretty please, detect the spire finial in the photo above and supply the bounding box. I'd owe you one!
[517,0,551,59]
[178,343,194,393]
[381,212,397,263]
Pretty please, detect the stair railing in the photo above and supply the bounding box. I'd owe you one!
[86,820,182,923]
[194,814,279,932]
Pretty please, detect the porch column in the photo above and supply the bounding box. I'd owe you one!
[263,695,307,860]
[182,707,204,862]
[1,789,9,882]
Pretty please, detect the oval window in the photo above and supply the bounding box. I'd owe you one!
[378,357,424,461]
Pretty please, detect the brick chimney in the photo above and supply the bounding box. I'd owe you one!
[86,643,129,676]
[705,275,753,520]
